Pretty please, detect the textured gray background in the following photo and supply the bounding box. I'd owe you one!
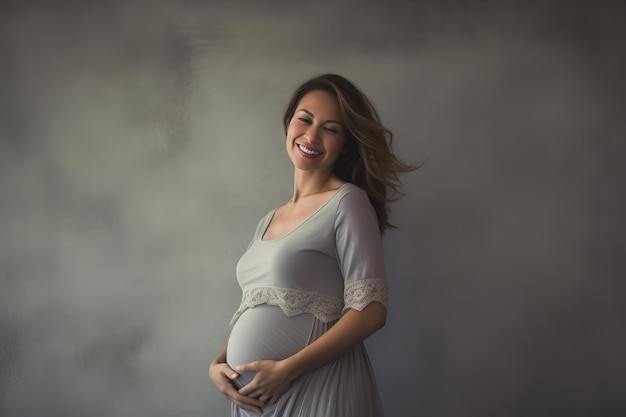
[1,1,625,416]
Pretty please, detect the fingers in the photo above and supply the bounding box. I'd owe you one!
[259,394,276,404]
[229,360,289,409]
[209,362,265,413]
[220,362,240,380]
[219,378,265,413]
[231,391,265,414]
[235,361,258,374]
[224,368,240,381]
[237,378,260,398]
[209,362,239,382]
[233,391,265,413]
[238,379,289,401]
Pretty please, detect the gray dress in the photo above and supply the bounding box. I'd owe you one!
[227,183,387,417]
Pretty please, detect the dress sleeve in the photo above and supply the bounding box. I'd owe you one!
[334,187,388,314]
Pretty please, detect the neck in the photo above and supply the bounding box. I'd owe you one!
[291,169,342,202]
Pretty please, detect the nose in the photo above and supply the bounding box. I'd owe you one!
[306,126,321,143]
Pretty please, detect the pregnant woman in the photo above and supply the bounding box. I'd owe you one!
[209,74,414,416]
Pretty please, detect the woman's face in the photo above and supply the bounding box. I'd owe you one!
[286,90,348,175]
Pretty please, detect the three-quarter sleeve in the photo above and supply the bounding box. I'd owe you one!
[334,187,388,314]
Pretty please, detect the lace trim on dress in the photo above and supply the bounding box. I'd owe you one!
[229,286,344,326]
[342,278,388,314]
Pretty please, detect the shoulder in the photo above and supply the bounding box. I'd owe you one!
[333,183,383,251]
[333,183,377,227]
[253,209,275,236]
[335,182,373,210]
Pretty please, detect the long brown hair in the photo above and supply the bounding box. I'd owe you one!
[283,74,416,234]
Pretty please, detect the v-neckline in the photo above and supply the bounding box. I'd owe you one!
[260,183,348,243]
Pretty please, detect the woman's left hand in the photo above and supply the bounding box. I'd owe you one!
[236,360,294,405]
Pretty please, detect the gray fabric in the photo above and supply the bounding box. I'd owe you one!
[230,183,388,325]
[226,183,386,416]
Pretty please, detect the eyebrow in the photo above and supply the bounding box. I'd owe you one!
[298,109,343,125]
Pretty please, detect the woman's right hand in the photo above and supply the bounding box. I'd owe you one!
[209,361,266,414]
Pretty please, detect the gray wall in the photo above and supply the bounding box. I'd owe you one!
[1,1,625,416]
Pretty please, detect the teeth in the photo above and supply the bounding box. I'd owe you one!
[298,144,320,155]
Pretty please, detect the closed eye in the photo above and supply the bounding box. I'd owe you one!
[298,117,312,124]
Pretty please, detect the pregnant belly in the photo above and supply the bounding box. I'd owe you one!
[227,304,314,383]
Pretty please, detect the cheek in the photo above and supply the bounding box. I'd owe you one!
[286,127,298,150]
[286,130,295,145]
[287,125,308,144]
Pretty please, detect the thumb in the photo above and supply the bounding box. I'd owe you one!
[223,364,240,380]
[235,361,259,373]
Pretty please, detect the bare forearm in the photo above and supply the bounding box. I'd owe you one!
[283,301,386,381]
[211,336,229,365]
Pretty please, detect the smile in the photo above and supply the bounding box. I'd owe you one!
[297,144,322,156]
